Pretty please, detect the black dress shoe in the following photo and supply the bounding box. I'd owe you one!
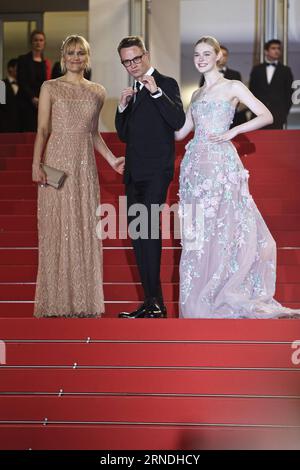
[144,301,167,319]
[118,302,148,319]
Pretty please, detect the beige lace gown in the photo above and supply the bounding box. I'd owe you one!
[34,79,104,317]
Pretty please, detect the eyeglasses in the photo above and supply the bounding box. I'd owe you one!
[121,54,145,68]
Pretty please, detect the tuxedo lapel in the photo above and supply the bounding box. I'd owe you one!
[263,62,282,87]
[261,64,269,87]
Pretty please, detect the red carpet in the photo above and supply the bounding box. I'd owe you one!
[0,131,300,449]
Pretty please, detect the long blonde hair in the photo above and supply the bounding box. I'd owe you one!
[60,35,91,74]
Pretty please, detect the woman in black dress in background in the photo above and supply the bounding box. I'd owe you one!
[17,30,51,132]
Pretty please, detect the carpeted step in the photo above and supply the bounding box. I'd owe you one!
[1,300,300,318]
[0,263,299,283]
[1,317,299,340]
[0,424,299,450]
[2,213,300,232]
[1,230,299,247]
[0,395,299,427]
[1,247,300,267]
[0,281,299,302]
[1,197,300,216]
[1,183,300,200]
[0,368,299,395]
[2,340,299,368]
[1,168,300,186]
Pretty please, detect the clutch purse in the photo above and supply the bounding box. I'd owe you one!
[42,164,67,189]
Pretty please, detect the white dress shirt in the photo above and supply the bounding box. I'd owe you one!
[265,60,278,84]
[8,75,19,95]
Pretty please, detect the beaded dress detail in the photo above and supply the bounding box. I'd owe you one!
[34,79,104,317]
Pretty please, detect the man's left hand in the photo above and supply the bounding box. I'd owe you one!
[141,75,158,94]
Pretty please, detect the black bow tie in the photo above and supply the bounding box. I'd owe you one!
[266,62,277,67]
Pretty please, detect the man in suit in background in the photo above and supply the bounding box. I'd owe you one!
[115,36,185,318]
[200,45,247,126]
[0,59,20,133]
[249,39,294,129]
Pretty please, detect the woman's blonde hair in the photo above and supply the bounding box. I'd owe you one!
[60,35,91,74]
[195,36,221,55]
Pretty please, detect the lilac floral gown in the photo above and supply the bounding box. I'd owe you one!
[179,99,300,318]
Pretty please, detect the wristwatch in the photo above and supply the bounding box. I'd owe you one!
[150,87,162,98]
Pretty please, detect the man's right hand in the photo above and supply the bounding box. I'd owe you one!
[119,87,136,109]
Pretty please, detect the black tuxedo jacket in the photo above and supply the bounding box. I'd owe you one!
[249,62,293,126]
[115,69,185,183]
[17,52,48,131]
[224,68,242,81]
[0,78,20,132]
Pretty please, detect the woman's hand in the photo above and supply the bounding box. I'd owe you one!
[32,97,39,108]
[208,127,238,143]
[111,156,125,175]
[32,164,47,185]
